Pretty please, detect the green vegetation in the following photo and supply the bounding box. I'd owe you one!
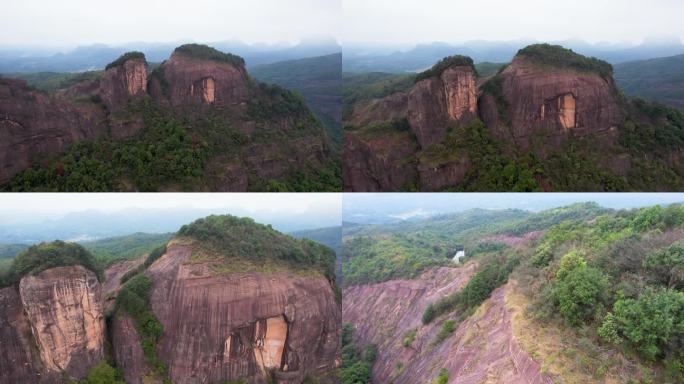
[342,72,414,119]
[619,98,684,153]
[82,233,172,267]
[12,71,103,93]
[614,53,684,111]
[553,259,609,326]
[414,55,476,83]
[250,54,342,146]
[341,323,376,384]
[422,255,518,324]
[474,62,506,77]
[173,44,244,67]
[433,368,449,384]
[105,51,146,70]
[402,328,417,348]
[480,75,511,126]
[433,319,457,344]
[0,241,101,287]
[178,215,336,280]
[115,275,167,377]
[517,44,613,78]
[119,244,167,285]
[75,362,125,384]
[0,243,29,259]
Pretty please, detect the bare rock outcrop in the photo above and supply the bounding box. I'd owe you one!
[100,57,148,112]
[348,92,408,128]
[154,51,251,107]
[0,77,107,184]
[483,57,622,151]
[408,66,478,148]
[111,313,149,384]
[343,266,553,384]
[19,266,105,378]
[141,243,340,384]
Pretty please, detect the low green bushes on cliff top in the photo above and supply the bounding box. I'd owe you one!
[105,51,146,70]
[178,215,336,280]
[516,44,613,78]
[173,44,245,67]
[414,55,476,83]
[0,241,101,287]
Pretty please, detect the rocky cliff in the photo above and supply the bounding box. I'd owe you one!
[343,265,553,384]
[0,265,106,383]
[0,44,338,191]
[128,242,340,383]
[0,77,107,184]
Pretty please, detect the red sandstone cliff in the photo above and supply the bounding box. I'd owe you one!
[0,266,106,383]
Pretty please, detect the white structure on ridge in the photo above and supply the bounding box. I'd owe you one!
[452,250,465,263]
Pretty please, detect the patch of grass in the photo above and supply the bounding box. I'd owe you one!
[402,328,417,348]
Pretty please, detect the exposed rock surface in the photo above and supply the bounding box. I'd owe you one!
[141,243,340,383]
[100,58,148,112]
[342,131,418,191]
[348,92,408,127]
[408,66,478,148]
[0,266,106,383]
[0,77,107,184]
[111,313,150,384]
[19,266,105,378]
[343,265,552,383]
[155,52,251,107]
[483,57,622,151]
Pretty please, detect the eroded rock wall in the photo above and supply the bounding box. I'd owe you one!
[0,77,107,184]
[100,58,148,112]
[144,244,340,384]
[19,266,105,378]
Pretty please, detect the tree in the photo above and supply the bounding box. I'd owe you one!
[78,362,125,384]
[643,242,684,289]
[598,288,684,360]
[553,265,609,326]
[556,250,587,279]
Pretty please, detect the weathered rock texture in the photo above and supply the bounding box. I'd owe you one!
[0,266,106,383]
[342,132,418,191]
[138,243,340,384]
[155,52,251,107]
[0,77,107,184]
[482,57,622,151]
[19,266,105,378]
[100,58,148,112]
[348,92,408,128]
[111,313,149,384]
[343,265,553,384]
[408,66,478,148]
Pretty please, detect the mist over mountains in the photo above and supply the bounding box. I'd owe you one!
[0,38,341,73]
[342,38,684,73]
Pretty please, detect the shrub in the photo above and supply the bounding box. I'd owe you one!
[105,51,146,70]
[78,361,125,384]
[415,55,475,83]
[434,368,449,384]
[402,328,417,348]
[598,287,684,360]
[553,265,609,326]
[434,319,457,344]
[643,241,684,288]
[556,250,587,279]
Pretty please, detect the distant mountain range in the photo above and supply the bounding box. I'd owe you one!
[343,39,684,73]
[615,54,684,110]
[0,39,341,73]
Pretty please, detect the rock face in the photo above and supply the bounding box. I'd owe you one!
[342,132,418,191]
[0,77,107,184]
[0,266,106,383]
[100,58,148,112]
[19,266,106,378]
[483,57,622,150]
[111,313,149,384]
[139,243,340,383]
[155,52,252,107]
[408,66,478,148]
[349,92,408,128]
[343,266,553,384]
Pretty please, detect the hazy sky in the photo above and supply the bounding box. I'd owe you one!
[1,0,340,47]
[343,193,684,222]
[343,0,684,45]
[0,193,341,230]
